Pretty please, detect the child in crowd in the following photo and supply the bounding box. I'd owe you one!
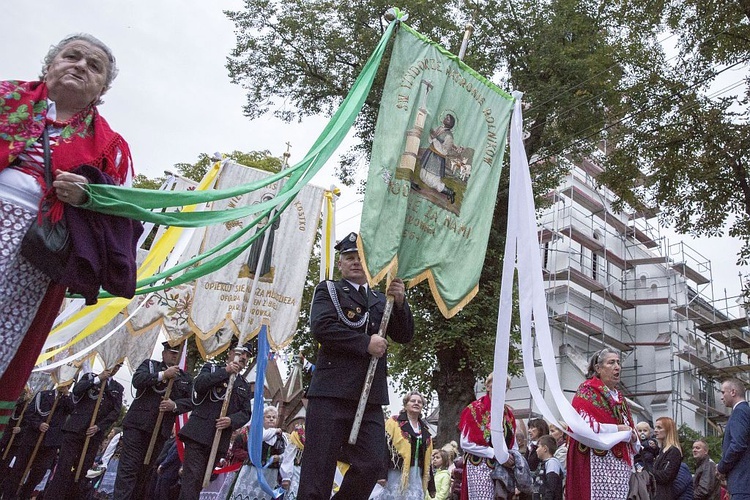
[533,435,564,500]
[427,449,451,500]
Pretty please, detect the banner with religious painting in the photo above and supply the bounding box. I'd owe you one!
[359,25,514,317]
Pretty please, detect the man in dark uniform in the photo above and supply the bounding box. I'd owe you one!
[43,366,123,499]
[1,383,74,499]
[113,342,193,500]
[178,343,252,500]
[0,391,32,474]
[297,232,414,499]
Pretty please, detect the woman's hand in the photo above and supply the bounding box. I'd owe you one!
[53,170,88,205]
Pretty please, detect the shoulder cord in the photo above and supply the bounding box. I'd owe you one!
[325,281,368,329]
[35,392,51,418]
[190,364,226,404]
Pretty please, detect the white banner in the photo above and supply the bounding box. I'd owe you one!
[189,162,323,356]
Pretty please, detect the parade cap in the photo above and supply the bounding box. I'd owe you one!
[233,341,253,353]
[335,232,359,254]
[162,341,182,353]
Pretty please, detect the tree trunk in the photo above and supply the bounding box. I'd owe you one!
[433,345,479,448]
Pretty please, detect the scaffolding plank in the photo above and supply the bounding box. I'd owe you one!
[671,262,711,285]
[710,331,750,351]
[601,333,634,352]
[538,228,559,244]
[579,157,603,178]
[553,311,603,336]
[673,304,714,325]
[626,225,659,248]
[560,185,605,215]
[629,256,669,266]
[703,364,750,377]
[684,394,729,419]
[545,268,634,309]
[676,346,714,371]
[697,317,749,334]
[630,297,673,306]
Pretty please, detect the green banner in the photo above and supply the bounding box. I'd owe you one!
[360,25,514,318]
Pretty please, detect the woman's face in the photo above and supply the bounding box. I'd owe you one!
[529,426,541,440]
[549,424,563,442]
[431,452,444,469]
[405,395,424,416]
[45,40,109,108]
[596,353,621,387]
[654,420,666,441]
[263,411,278,429]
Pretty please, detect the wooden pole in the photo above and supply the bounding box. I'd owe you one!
[19,392,61,490]
[143,378,175,466]
[75,365,120,482]
[348,295,395,445]
[457,23,474,61]
[202,373,236,488]
[2,395,32,460]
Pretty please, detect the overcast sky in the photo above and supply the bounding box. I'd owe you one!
[3,0,747,314]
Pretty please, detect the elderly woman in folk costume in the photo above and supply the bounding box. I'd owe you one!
[380,391,434,499]
[229,405,287,499]
[458,373,517,500]
[0,33,140,438]
[566,348,639,499]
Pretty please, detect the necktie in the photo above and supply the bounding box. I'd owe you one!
[359,285,369,307]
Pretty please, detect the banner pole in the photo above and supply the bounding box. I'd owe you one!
[19,392,61,490]
[143,378,174,465]
[348,270,395,445]
[457,23,474,61]
[75,364,121,482]
[2,394,32,460]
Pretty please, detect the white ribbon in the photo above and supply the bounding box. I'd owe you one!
[491,91,631,463]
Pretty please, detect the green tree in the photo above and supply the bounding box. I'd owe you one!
[224,0,668,443]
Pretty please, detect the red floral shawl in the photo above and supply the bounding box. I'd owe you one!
[566,376,636,499]
[459,395,517,450]
[0,80,132,190]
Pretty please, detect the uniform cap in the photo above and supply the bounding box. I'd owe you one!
[334,232,359,254]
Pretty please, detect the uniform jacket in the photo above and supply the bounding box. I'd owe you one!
[122,358,193,438]
[307,279,414,405]
[717,400,750,496]
[64,373,123,440]
[694,455,721,500]
[178,363,251,456]
[22,390,74,448]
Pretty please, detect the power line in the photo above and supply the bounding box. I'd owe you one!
[530,58,750,167]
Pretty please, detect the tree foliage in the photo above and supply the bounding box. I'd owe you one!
[225,0,748,440]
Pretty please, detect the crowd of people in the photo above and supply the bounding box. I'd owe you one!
[1,30,749,499]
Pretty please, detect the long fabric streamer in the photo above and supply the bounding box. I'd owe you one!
[248,325,274,496]
[491,92,631,462]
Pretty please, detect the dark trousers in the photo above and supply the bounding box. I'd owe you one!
[297,397,385,500]
[154,459,181,500]
[113,427,164,500]
[17,446,57,499]
[0,432,40,499]
[44,432,102,500]
[178,439,210,500]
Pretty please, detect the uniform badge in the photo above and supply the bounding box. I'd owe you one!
[348,233,356,242]
[347,310,356,319]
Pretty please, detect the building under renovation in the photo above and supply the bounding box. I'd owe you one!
[509,150,750,435]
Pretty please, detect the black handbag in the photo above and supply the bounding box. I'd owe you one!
[20,127,71,283]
